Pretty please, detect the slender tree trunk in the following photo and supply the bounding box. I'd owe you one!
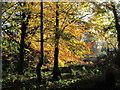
[19,16,25,75]
[36,2,44,83]
[0,3,2,89]
[18,3,30,75]
[53,2,61,81]
[112,4,120,51]
[111,3,120,68]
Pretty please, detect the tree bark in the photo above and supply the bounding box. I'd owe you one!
[112,4,120,51]
[36,2,44,83]
[18,2,31,75]
[53,2,61,81]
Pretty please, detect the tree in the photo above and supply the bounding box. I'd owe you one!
[2,2,35,74]
[52,2,61,81]
[18,2,31,75]
[111,3,120,51]
[38,2,93,67]
[2,2,95,77]
[86,2,118,55]
[36,2,44,83]
[0,3,2,89]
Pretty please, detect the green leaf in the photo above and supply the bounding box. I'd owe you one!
[24,48,30,52]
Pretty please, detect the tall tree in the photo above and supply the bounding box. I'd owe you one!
[53,2,61,81]
[18,2,31,75]
[36,2,44,83]
[2,2,41,73]
[0,3,2,90]
[111,3,120,51]
[41,2,92,67]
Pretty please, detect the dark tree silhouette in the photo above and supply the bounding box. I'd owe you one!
[53,2,61,81]
[18,2,31,75]
[36,2,44,83]
[111,4,120,51]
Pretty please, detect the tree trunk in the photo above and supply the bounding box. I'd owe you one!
[18,3,30,75]
[112,4,120,51]
[36,2,44,83]
[53,2,61,81]
[0,3,1,55]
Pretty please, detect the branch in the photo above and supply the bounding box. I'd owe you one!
[2,8,17,25]
[2,25,19,38]
[62,14,89,32]
[2,3,18,14]
[61,5,74,27]
[2,28,20,45]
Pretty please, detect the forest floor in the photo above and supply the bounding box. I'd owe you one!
[2,54,120,90]
[2,74,120,90]
[2,65,120,90]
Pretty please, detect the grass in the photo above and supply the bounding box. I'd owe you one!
[2,64,104,90]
